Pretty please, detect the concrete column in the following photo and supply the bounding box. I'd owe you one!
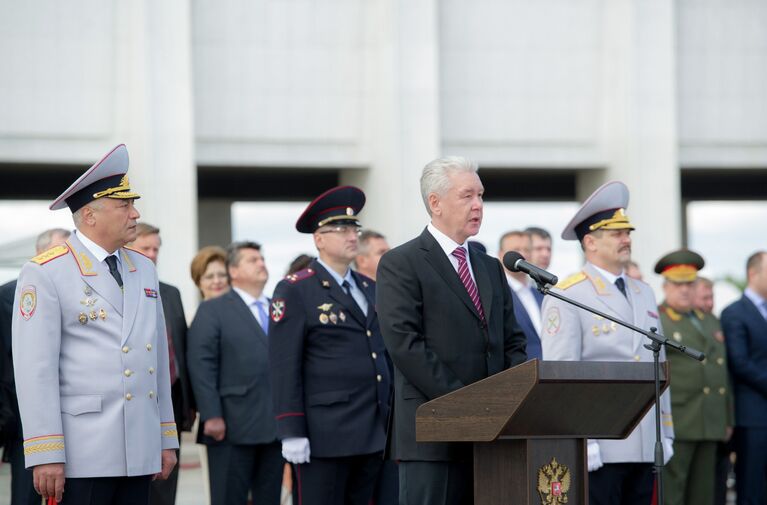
[113,0,199,315]
[341,0,441,247]
[582,0,680,293]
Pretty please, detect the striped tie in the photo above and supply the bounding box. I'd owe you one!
[451,247,485,322]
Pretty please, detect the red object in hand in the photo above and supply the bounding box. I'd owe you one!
[48,498,56,505]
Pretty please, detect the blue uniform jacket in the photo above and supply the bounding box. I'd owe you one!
[268,260,391,458]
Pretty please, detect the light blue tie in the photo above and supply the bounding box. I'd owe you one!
[255,301,269,335]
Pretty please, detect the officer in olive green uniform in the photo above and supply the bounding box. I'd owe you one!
[656,249,733,505]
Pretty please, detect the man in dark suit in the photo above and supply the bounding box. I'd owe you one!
[497,230,543,360]
[0,228,70,505]
[188,241,283,505]
[721,250,767,505]
[129,222,196,505]
[376,156,527,505]
[269,186,392,505]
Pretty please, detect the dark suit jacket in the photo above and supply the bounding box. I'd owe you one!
[159,281,196,431]
[510,289,542,360]
[269,260,391,458]
[376,229,527,461]
[721,294,767,427]
[188,289,278,445]
[0,280,20,442]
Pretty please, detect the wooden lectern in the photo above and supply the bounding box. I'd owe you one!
[415,360,668,504]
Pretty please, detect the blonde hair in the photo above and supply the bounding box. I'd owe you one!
[190,246,227,295]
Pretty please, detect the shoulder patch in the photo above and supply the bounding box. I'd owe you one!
[555,272,587,290]
[285,267,316,284]
[30,245,69,265]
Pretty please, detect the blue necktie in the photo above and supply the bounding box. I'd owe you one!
[255,301,269,335]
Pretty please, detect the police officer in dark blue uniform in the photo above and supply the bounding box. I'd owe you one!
[269,186,392,505]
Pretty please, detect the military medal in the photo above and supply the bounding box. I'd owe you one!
[78,312,88,324]
[329,312,338,324]
[602,322,610,334]
[84,286,93,296]
[317,303,333,312]
[339,311,346,322]
[319,313,329,324]
[99,308,107,320]
[610,322,617,332]
[592,325,600,336]
[89,311,97,321]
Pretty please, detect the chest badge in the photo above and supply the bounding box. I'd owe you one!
[319,313,329,324]
[78,312,88,325]
[317,303,333,312]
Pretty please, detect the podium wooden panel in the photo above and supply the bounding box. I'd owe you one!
[415,360,668,504]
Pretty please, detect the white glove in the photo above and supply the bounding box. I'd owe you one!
[282,437,311,464]
[663,438,674,465]
[587,440,603,472]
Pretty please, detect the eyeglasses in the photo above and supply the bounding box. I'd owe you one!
[318,225,362,236]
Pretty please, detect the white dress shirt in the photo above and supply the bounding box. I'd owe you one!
[427,222,477,284]
[506,274,542,336]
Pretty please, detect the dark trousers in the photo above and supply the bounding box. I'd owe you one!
[588,462,653,505]
[207,441,284,505]
[61,475,152,505]
[150,380,184,505]
[293,452,383,505]
[6,436,40,505]
[398,460,472,505]
[372,460,399,505]
[713,440,732,505]
[734,427,767,505]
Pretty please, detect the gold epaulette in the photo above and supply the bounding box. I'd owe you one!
[663,305,682,322]
[30,245,69,265]
[556,272,587,290]
[124,245,149,260]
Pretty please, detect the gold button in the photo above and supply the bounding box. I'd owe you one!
[125,393,133,401]
[371,352,377,359]
[703,387,710,395]
[146,344,152,351]
[376,374,382,382]
[717,357,724,365]
[149,367,155,374]
[719,387,726,395]
[149,391,155,399]
[124,369,133,377]
[634,355,641,361]
[366,330,372,337]
[122,346,130,353]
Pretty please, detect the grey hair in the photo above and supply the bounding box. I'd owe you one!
[35,228,71,254]
[72,199,104,228]
[419,156,479,215]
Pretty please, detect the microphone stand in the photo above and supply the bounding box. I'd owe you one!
[536,281,704,505]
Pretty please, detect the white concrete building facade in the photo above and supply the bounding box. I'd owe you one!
[1,0,766,310]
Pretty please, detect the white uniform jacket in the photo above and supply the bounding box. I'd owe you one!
[12,233,178,478]
[541,262,674,463]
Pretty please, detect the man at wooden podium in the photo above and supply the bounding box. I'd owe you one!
[377,156,527,505]
[541,181,674,505]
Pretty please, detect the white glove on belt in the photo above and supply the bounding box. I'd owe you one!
[587,440,603,472]
[663,437,674,465]
[282,437,311,464]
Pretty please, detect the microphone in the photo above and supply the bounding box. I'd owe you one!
[503,251,559,287]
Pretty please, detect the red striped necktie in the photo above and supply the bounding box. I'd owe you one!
[451,246,485,322]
